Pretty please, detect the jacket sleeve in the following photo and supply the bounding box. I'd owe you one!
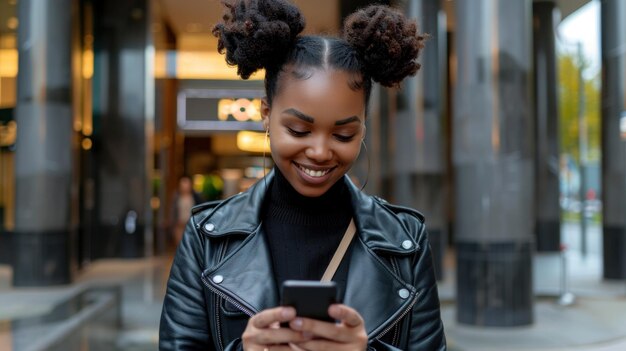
[159,218,213,350]
[366,217,446,351]
[405,224,447,350]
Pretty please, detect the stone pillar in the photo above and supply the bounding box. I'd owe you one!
[454,0,534,326]
[533,1,561,252]
[90,0,153,259]
[393,0,447,279]
[13,0,75,286]
[600,0,626,280]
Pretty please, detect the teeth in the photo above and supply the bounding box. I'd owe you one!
[299,165,330,178]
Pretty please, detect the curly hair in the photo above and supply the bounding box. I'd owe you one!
[212,0,305,79]
[343,5,426,87]
[212,0,425,108]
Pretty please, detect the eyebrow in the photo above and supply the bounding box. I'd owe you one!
[335,116,360,126]
[283,108,361,126]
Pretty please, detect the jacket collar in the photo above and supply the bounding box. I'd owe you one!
[199,170,420,255]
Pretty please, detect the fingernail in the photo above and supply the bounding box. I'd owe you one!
[281,307,295,319]
[293,318,303,329]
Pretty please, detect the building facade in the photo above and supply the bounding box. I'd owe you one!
[0,0,624,328]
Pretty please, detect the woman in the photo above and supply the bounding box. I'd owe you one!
[171,175,204,245]
[159,0,446,350]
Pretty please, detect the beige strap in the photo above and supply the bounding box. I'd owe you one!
[321,219,356,282]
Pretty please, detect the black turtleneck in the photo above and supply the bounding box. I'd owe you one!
[262,168,353,292]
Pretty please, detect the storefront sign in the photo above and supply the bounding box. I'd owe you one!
[177,89,264,132]
[218,98,262,122]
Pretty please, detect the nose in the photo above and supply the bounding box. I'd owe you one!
[305,136,333,163]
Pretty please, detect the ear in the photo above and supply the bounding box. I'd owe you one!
[261,98,271,131]
[361,124,367,141]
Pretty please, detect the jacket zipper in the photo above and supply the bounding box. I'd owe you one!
[374,291,420,340]
[204,238,253,351]
[392,322,400,346]
[201,273,255,351]
[214,293,224,351]
[201,273,256,317]
[214,239,229,351]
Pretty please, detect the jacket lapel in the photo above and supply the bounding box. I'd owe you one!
[343,238,417,337]
[203,228,279,315]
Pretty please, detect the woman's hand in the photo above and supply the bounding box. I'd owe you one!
[288,304,368,351]
[242,307,312,351]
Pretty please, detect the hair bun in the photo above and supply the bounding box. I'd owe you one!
[212,0,305,79]
[343,5,425,87]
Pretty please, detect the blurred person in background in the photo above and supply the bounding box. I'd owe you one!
[160,0,445,350]
[171,175,203,245]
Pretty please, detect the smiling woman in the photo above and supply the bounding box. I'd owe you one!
[263,68,366,197]
[159,1,446,350]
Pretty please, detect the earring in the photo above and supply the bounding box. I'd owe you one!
[263,129,270,189]
[360,139,370,191]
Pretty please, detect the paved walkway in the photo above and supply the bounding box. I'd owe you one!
[0,258,171,350]
[438,221,626,350]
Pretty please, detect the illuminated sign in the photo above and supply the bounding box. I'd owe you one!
[177,89,264,132]
[218,98,262,122]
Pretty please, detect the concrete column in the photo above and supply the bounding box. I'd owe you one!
[90,0,153,259]
[13,0,75,286]
[600,0,626,280]
[454,0,534,326]
[393,0,447,279]
[533,1,561,252]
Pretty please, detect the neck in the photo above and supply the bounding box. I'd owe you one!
[264,167,351,226]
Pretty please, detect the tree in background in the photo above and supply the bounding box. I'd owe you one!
[558,51,601,164]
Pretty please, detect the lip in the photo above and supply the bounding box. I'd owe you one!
[292,162,336,185]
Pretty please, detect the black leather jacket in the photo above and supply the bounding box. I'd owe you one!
[159,172,446,350]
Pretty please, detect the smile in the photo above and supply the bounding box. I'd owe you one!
[295,163,334,178]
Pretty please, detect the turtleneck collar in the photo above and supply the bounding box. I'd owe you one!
[264,167,352,226]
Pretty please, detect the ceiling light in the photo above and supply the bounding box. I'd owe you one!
[237,131,270,153]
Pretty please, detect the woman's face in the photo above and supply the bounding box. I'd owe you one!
[262,68,366,197]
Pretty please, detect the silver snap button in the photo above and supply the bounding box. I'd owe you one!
[204,222,215,232]
[401,240,413,250]
[398,288,410,299]
[213,275,224,284]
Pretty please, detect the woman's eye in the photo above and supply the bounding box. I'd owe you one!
[334,134,356,142]
[287,127,309,137]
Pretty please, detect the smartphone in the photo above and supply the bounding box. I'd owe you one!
[281,280,338,323]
